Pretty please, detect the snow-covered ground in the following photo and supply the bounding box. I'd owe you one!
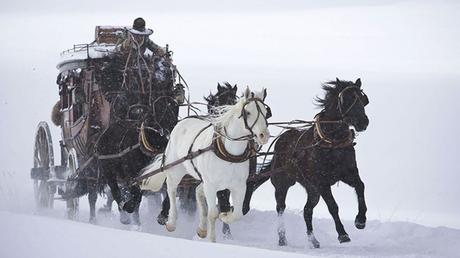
[2,207,460,258]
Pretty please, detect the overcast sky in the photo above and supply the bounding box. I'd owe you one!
[0,0,430,14]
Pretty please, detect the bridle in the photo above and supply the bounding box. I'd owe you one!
[337,86,369,118]
[217,97,272,142]
[315,85,368,147]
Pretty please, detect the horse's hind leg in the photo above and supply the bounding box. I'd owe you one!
[157,191,170,225]
[196,184,208,238]
[303,187,321,248]
[342,170,367,229]
[320,185,350,243]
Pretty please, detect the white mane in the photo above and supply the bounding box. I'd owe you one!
[210,97,246,129]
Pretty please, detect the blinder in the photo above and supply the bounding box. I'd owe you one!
[360,90,369,106]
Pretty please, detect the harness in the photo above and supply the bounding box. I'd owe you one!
[314,113,355,148]
[134,97,270,185]
[313,85,368,148]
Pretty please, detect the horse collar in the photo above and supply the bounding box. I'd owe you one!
[314,114,355,148]
[213,133,257,163]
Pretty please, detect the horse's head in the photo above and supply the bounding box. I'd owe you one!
[241,87,271,144]
[212,87,271,145]
[205,82,238,114]
[317,78,369,132]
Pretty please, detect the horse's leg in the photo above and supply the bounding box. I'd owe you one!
[243,176,270,215]
[99,187,113,213]
[105,170,122,208]
[165,170,183,232]
[129,187,142,227]
[132,204,141,227]
[217,189,232,238]
[88,181,97,224]
[342,169,367,229]
[302,185,321,248]
[270,178,292,246]
[219,185,245,225]
[243,157,265,215]
[203,184,218,242]
[157,191,170,225]
[196,184,208,238]
[320,185,350,243]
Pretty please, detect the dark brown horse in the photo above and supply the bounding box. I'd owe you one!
[253,78,369,248]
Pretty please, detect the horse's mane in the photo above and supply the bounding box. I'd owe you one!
[203,82,235,103]
[315,80,354,108]
[210,97,246,128]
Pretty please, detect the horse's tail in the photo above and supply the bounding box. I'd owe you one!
[140,155,167,192]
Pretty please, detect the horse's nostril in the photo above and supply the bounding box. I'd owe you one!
[260,133,265,139]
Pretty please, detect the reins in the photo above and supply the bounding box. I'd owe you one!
[133,97,268,185]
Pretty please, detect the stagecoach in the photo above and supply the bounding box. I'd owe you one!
[30,23,370,247]
[30,25,187,217]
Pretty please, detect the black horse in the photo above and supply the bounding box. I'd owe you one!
[96,54,179,223]
[247,78,369,248]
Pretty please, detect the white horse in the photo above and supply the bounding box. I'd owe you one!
[141,87,270,242]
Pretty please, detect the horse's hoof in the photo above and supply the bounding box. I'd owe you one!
[89,217,97,225]
[222,223,232,239]
[310,240,320,249]
[338,234,351,243]
[278,230,287,246]
[307,233,320,248]
[355,216,366,229]
[157,214,168,225]
[166,223,176,232]
[119,212,130,225]
[278,238,287,246]
[130,225,141,231]
[197,228,207,238]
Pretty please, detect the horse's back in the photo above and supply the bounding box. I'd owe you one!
[165,117,213,162]
[272,128,315,181]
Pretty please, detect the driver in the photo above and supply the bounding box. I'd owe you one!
[118,17,166,57]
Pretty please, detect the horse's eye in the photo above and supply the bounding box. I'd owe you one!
[246,111,251,116]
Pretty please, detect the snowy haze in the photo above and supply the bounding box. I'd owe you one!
[1,0,460,256]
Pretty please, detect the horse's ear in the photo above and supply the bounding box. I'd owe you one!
[217,83,223,91]
[263,88,267,101]
[355,78,362,87]
[233,85,237,92]
[336,77,340,84]
[244,86,251,99]
[204,92,211,102]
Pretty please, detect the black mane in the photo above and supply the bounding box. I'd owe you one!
[204,82,238,114]
[315,79,355,109]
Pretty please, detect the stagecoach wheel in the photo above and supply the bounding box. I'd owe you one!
[32,121,55,209]
[66,151,79,220]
